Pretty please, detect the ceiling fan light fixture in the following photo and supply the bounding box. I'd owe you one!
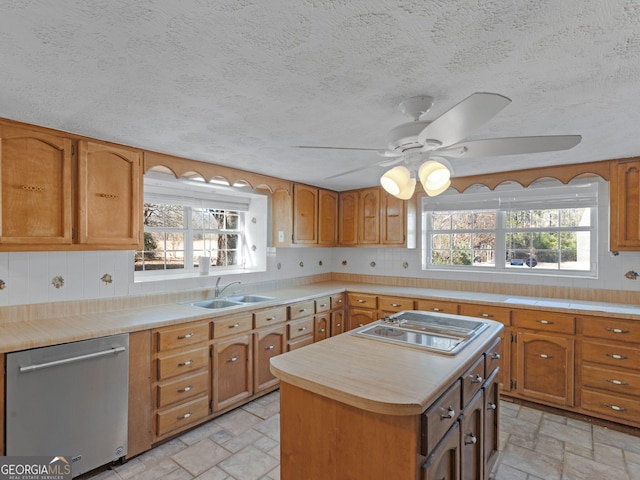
[380,165,411,196]
[395,177,416,200]
[418,160,451,196]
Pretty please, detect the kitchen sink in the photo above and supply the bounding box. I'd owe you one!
[226,295,275,303]
[183,294,275,310]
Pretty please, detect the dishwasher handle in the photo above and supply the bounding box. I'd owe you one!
[19,346,127,373]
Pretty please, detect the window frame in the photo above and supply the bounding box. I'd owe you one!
[421,181,599,277]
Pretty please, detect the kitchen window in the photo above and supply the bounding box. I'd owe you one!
[135,172,268,278]
[422,181,599,276]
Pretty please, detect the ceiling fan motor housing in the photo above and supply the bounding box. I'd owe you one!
[386,121,431,153]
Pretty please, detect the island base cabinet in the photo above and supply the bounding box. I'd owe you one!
[279,382,423,480]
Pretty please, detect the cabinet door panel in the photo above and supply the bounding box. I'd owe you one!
[78,140,142,246]
[461,390,484,480]
[422,422,460,480]
[318,189,337,245]
[212,335,252,411]
[381,191,405,245]
[338,191,358,245]
[254,327,285,392]
[610,159,640,250]
[330,309,345,336]
[358,188,380,244]
[293,184,317,244]
[0,126,73,244]
[483,370,500,478]
[516,332,574,406]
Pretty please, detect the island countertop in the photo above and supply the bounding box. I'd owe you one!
[270,317,504,416]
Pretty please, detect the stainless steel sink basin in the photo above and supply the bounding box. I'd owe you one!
[226,295,275,303]
[186,299,243,309]
[183,294,275,310]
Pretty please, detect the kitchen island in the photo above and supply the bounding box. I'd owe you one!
[270,315,504,480]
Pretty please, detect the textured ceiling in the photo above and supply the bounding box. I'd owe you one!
[1,0,639,191]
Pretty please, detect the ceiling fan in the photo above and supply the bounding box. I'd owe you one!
[297,93,582,198]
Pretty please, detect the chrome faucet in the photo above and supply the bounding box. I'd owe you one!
[214,277,242,297]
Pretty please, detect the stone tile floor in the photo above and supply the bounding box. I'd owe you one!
[82,392,640,480]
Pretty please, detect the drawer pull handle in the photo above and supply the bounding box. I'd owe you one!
[336,323,341,327]
[267,316,276,321]
[605,353,628,360]
[604,403,627,412]
[298,327,307,332]
[606,379,629,386]
[299,308,307,312]
[536,320,554,325]
[336,299,343,303]
[490,352,501,360]
[179,360,194,366]
[177,333,194,339]
[391,303,401,307]
[319,328,325,333]
[470,374,483,384]
[178,412,192,420]
[606,328,630,334]
[432,308,442,312]
[178,385,193,393]
[440,407,456,420]
[320,303,327,307]
[227,355,239,363]
[265,345,275,350]
[357,299,366,303]
[481,313,494,318]
[229,323,240,328]
[464,434,477,445]
[487,403,497,411]
[535,353,553,359]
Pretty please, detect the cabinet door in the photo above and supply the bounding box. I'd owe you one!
[339,191,358,245]
[516,331,574,406]
[381,191,405,245]
[0,125,73,244]
[77,140,142,246]
[483,370,500,479]
[292,184,318,244]
[212,335,252,411]
[318,189,337,246]
[347,308,377,330]
[358,188,380,244]
[314,314,329,342]
[330,309,345,336]
[254,326,285,392]
[461,390,484,480]
[422,422,460,480]
[610,158,640,250]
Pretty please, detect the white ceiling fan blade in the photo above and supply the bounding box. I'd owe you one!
[323,157,402,180]
[436,135,582,158]
[295,145,380,152]
[417,92,511,148]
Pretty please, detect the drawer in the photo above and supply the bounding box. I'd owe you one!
[461,355,485,408]
[378,295,414,313]
[347,293,377,309]
[212,313,253,339]
[460,304,511,326]
[415,299,459,315]
[582,364,640,397]
[580,388,640,424]
[156,370,209,408]
[513,310,575,334]
[421,380,461,456]
[581,340,640,371]
[315,296,331,313]
[330,293,345,309]
[155,321,209,352]
[156,395,209,437]
[484,336,502,379]
[580,316,640,343]
[288,335,314,351]
[288,317,314,340]
[157,346,209,380]
[289,299,315,320]
[254,306,287,329]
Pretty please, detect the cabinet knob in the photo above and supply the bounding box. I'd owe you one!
[606,353,628,360]
[177,333,194,339]
[320,303,327,307]
[267,316,277,321]
[319,328,325,333]
[490,352,501,360]
[178,385,193,393]
[229,323,240,328]
[481,313,494,318]
[178,412,192,420]
[536,320,554,325]
[357,299,366,303]
[535,353,553,359]
[440,406,456,420]
[179,359,194,367]
[433,308,442,312]
[487,403,497,410]
[265,345,275,350]
[391,303,401,307]
[606,379,629,386]
[470,374,483,384]
[464,434,477,445]
[227,355,239,363]
[336,323,341,327]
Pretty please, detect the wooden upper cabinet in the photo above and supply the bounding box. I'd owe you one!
[610,158,640,250]
[77,140,142,247]
[318,189,338,246]
[339,190,358,245]
[358,187,380,244]
[292,184,318,244]
[0,125,73,244]
[271,189,292,247]
[381,190,405,245]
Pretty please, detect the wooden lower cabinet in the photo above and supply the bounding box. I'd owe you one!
[254,326,285,392]
[128,331,153,458]
[212,334,252,411]
[422,422,460,480]
[330,309,345,336]
[314,314,329,342]
[515,331,574,406]
[460,390,484,480]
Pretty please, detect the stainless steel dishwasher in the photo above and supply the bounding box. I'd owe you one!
[5,333,129,478]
